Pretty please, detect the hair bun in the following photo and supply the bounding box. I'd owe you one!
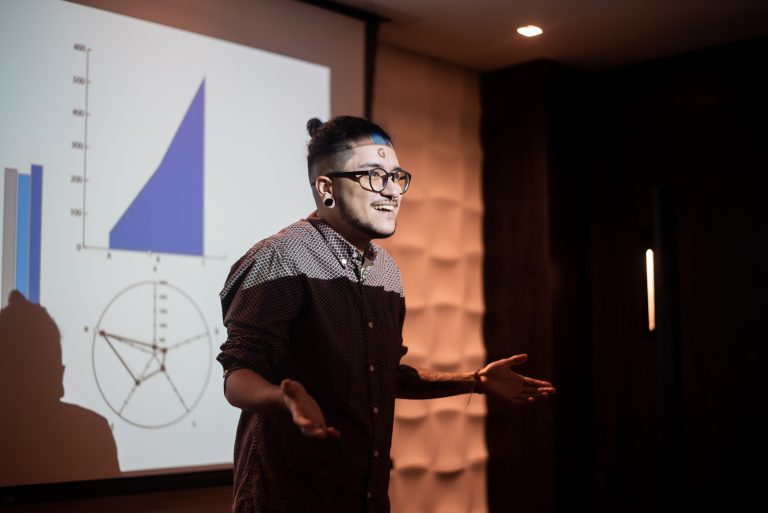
[306,118,324,137]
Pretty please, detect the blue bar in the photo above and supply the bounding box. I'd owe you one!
[29,164,43,303]
[15,173,30,298]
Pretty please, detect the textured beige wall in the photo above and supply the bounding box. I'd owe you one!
[372,45,486,513]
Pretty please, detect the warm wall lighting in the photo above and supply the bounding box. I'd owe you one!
[517,25,543,37]
[646,249,656,331]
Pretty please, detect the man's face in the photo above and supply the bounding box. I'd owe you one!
[331,142,404,244]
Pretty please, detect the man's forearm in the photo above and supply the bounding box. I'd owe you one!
[396,365,478,399]
[224,368,287,413]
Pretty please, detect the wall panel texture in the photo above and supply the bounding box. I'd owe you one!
[372,45,486,513]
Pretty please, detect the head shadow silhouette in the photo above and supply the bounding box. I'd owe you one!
[0,290,120,486]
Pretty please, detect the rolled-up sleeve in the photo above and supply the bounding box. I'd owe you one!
[217,242,302,384]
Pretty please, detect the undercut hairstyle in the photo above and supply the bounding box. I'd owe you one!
[306,116,393,182]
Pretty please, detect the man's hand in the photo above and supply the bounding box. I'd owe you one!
[281,379,341,439]
[478,354,555,404]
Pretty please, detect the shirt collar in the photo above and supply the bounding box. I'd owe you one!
[307,212,378,269]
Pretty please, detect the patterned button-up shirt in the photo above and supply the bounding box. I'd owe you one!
[217,214,407,513]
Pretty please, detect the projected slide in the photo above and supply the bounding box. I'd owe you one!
[0,0,329,480]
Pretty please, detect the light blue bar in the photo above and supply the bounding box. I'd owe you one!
[15,173,30,298]
[29,164,43,303]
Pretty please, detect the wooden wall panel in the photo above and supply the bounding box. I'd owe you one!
[373,44,486,513]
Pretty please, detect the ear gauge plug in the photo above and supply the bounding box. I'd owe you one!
[323,196,335,208]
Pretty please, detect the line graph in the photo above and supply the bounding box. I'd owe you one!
[109,80,205,256]
[69,43,218,260]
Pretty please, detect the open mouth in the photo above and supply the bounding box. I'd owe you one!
[372,201,397,212]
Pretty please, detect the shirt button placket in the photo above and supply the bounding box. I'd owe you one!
[361,280,380,507]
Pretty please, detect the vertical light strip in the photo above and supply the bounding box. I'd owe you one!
[645,249,656,331]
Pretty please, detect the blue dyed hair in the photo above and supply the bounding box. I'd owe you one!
[306,116,393,179]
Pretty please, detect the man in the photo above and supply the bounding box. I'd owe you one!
[217,116,555,513]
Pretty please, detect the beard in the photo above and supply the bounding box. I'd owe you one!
[337,198,396,240]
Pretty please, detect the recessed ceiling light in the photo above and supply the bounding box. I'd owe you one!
[517,25,543,37]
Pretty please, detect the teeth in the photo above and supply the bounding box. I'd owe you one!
[373,203,395,211]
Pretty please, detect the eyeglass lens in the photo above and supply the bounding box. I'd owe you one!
[370,169,410,192]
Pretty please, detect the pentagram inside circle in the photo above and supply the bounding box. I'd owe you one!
[92,280,212,428]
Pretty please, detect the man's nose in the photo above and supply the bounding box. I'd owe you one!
[380,176,403,198]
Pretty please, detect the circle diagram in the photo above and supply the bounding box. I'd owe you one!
[92,281,212,428]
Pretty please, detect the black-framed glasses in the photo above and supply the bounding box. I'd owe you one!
[324,167,412,194]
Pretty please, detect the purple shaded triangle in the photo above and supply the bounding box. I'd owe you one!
[110,80,205,255]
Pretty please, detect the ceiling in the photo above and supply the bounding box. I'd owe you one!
[333,0,768,71]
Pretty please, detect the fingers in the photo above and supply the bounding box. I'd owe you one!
[517,386,556,403]
[500,354,528,366]
[521,384,555,395]
[484,356,556,404]
[301,426,341,439]
[281,378,300,397]
[522,376,553,387]
[300,423,341,439]
[294,412,339,438]
[292,413,316,428]
[281,379,341,439]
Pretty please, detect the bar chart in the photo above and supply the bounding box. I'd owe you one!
[2,165,43,305]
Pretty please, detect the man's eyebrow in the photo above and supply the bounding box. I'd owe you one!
[359,162,403,171]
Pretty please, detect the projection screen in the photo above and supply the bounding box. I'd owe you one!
[0,0,367,487]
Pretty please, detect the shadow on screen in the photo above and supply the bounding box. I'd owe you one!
[0,290,120,486]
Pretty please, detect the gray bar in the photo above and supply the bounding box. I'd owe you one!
[2,168,18,308]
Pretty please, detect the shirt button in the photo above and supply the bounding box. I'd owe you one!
[373,406,379,414]
[367,492,372,499]
[368,321,374,329]
[369,364,375,372]
[373,450,379,457]
[340,258,347,266]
